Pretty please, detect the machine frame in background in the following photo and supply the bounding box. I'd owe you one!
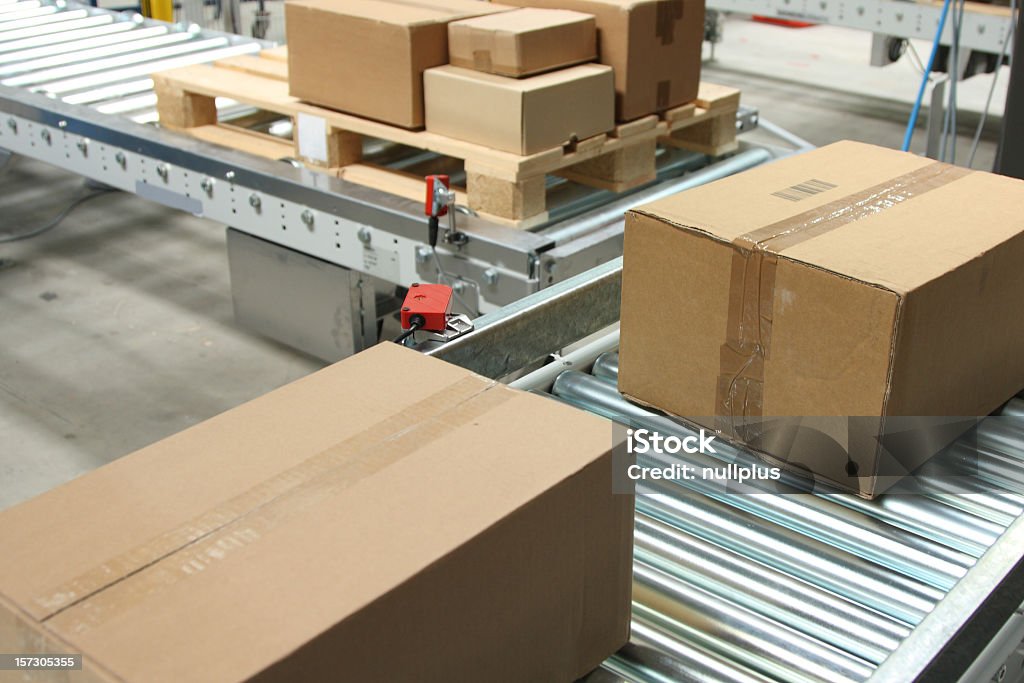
[706,0,1016,54]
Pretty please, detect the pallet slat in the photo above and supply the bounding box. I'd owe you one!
[338,164,469,207]
[188,124,293,159]
[154,48,740,227]
[215,54,288,81]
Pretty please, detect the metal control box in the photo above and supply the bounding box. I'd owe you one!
[226,229,378,362]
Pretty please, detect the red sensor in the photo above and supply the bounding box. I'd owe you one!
[424,175,451,218]
[400,283,453,332]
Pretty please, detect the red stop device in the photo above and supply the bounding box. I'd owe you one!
[425,175,450,217]
[400,283,453,332]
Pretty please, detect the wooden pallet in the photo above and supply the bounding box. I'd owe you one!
[153,47,740,228]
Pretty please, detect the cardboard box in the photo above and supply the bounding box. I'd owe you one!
[0,344,632,681]
[424,63,613,154]
[619,140,1024,497]
[448,8,597,77]
[500,0,705,120]
[285,0,511,129]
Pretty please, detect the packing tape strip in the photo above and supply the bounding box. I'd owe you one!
[0,591,117,682]
[34,376,502,623]
[472,49,494,73]
[715,161,972,434]
[656,81,672,109]
[45,384,518,637]
[655,0,684,45]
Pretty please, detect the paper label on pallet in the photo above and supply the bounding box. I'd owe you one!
[296,113,328,163]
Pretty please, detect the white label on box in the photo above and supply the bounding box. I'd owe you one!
[296,113,328,163]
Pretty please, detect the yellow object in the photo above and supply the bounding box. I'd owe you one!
[141,0,173,22]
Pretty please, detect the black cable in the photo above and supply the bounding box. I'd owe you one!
[0,188,115,244]
[392,317,424,345]
[427,215,439,249]
[888,38,907,64]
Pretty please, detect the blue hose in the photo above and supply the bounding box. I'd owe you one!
[901,0,954,152]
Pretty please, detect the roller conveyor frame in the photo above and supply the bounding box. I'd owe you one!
[0,0,768,327]
[7,2,1019,680]
[426,258,1024,683]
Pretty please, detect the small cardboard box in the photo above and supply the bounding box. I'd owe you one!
[500,0,705,120]
[285,0,511,129]
[619,141,1024,498]
[424,63,613,154]
[0,344,632,681]
[448,8,597,77]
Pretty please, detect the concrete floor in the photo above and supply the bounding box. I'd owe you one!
[0,19,1004,511]
[0,157,322,510]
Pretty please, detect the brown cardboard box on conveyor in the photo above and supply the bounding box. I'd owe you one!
[619,140,1024,498]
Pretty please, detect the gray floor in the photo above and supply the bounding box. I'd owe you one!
[0,157,322,510]
[0,25,1004,511]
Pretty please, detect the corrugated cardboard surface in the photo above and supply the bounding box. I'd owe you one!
[448,8,597,77]
[0,344,632,681]
[424,63,613,154]
[501,0,705,120]
[286,0,511,128]
[619,140,1024,496]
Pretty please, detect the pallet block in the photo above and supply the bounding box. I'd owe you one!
[663,115,738,156]
[153,77,217,129]
[466,172,547,222]
[152,48,741,227]
[558,138,658,192]
[661,83,741,156]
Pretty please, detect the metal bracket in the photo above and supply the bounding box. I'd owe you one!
[422,313,475,344]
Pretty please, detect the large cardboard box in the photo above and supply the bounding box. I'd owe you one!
[285,0,511,129]
[500,0,705,120]
[424,63,613,154]
[619,141,1024,498]
[0,344,632,681]
[448,8,597,77]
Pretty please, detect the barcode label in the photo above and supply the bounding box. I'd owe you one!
[771,178,837,201]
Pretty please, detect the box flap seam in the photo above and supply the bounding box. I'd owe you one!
[31,376,500,624]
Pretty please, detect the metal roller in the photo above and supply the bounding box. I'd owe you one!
[600,622,777,683]
[0,30,188,75]
[592,351,619,381]
[537,343,1024,680]
[886,471,1024,527]
[634,512,910,664]
[0,6,56,23]
[586,352,1019,547]
[637,492,941,626]
[0,8,88,32]
[632,567,875,683]
[5,36,230,86]
[552,371,979,590]
[0,20,137,55]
